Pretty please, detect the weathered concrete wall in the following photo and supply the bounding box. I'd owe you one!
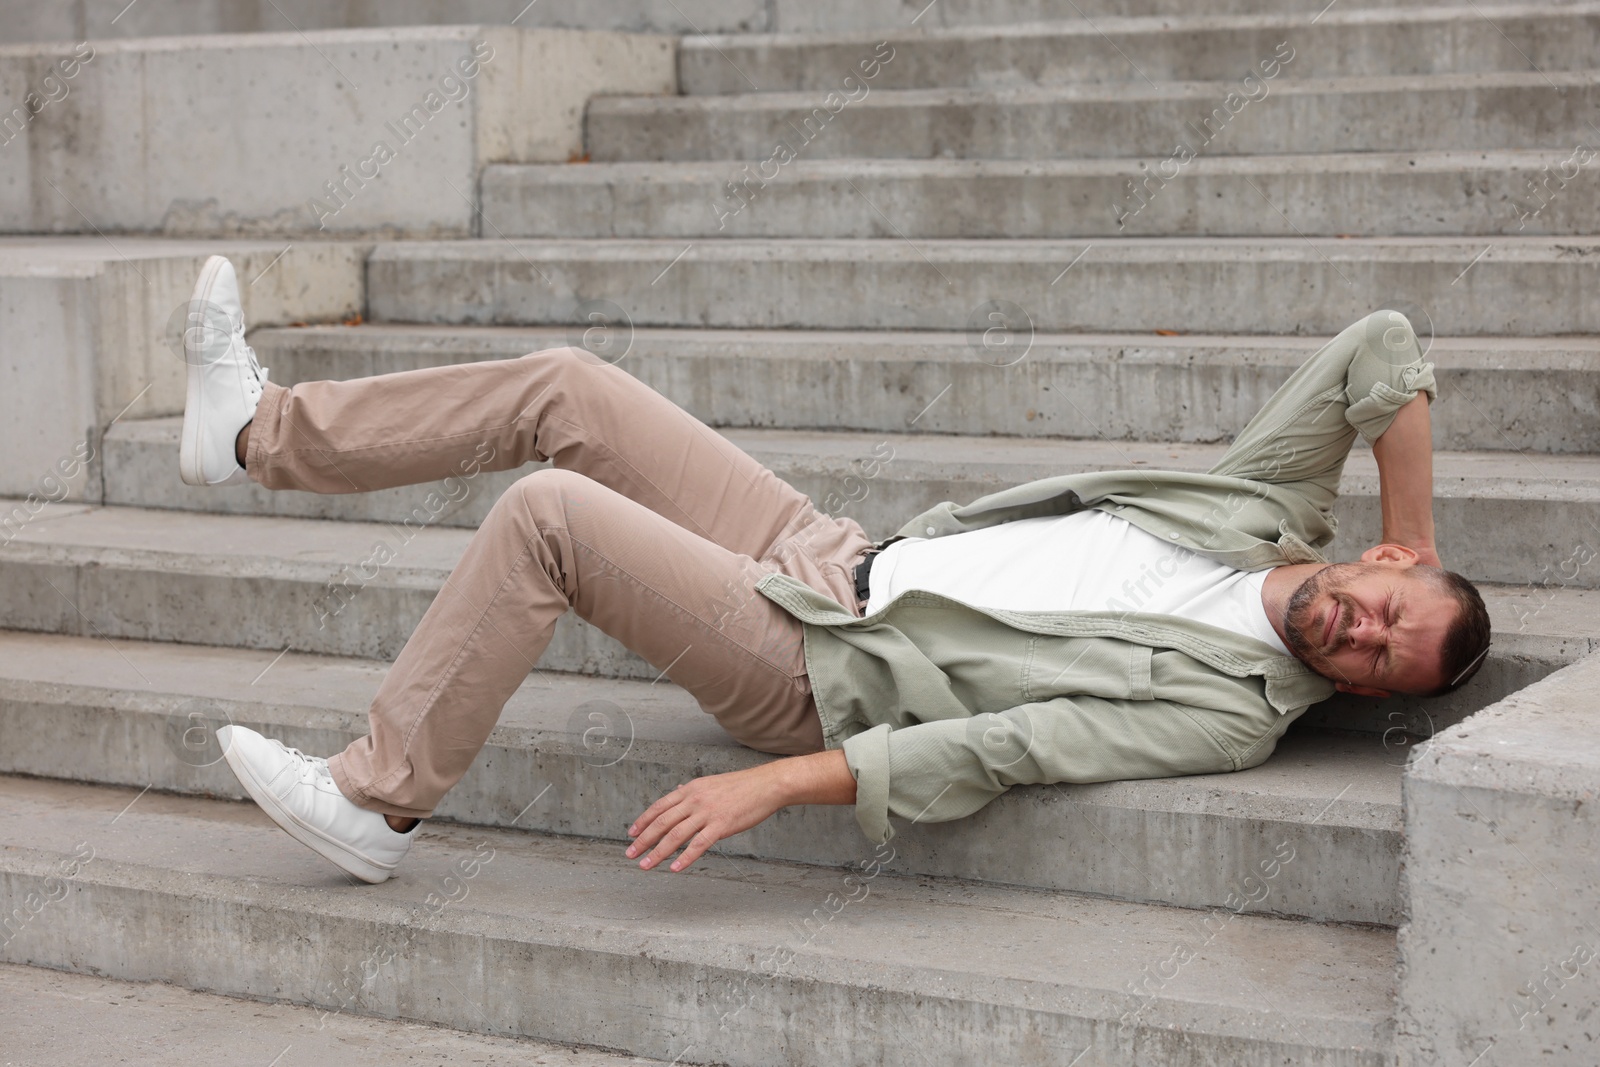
[1396,651,1600,1066]
[0,239,363,501]
[0,0,768,41]
[0,27,675,236]
[0,0,1584,40]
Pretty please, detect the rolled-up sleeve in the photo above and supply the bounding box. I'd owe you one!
[1342,314,1439,443]
[840,696,1239,844]
[1204,309,1438,513]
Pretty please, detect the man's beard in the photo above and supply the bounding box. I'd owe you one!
[1282,563,1361,676]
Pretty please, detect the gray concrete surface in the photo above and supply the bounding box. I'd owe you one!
[681,5,1600,93]
[364,236,1600,336]
[0,628,1406,924]
[0,0,1594,1059]
[243,325,1600,455]
[483,152,1600,239]
[77,421,1600,589]
[0,0,770,42]
[765,0,1598,32]
[0,27,675,236]
[0,961,666,1066]
[0,501,624,670]
[0,0,1583,40]
[1395,652,1600,1067]
[0,238,363,502]
[0,775,1399,1066]
[0,490,1587,731]
[587,71,1600,162]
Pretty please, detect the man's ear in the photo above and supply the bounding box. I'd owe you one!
[1334,680,1393,698]
[1360,543,1419,567]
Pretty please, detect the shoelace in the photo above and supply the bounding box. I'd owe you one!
[230,312,270,397]
[269,738,331,784]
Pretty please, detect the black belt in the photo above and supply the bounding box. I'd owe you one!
[852,536,906,606]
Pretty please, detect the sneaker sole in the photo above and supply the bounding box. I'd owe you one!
[220,734,397,885]
[178,255,245,488]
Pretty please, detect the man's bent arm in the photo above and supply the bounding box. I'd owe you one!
[626,750,855,872]
[1204,310,1438,521]
[1370,392,1441,567]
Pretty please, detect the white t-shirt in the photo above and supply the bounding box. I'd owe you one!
[864,509,1291,655]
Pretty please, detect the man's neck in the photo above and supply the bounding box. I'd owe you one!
[1260,563,1330,648]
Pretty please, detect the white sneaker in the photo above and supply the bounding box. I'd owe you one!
[178,255,270,487]
[217,724,415,884]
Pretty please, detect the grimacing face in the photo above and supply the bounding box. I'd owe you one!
[1281,559,1456,697]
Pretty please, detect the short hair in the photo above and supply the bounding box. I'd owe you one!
[1416,567,1491,697]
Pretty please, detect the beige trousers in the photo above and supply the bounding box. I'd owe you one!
[245,347,874,819]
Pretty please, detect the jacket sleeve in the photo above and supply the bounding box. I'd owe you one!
[1204,309,1438,517]
[838,695,1246,844]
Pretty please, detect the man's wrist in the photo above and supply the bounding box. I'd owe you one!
[765,750,855,808]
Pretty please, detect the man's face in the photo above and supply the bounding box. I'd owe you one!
[1282,559,1456,697]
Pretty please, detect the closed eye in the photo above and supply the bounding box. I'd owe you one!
[1376,593,1398,675]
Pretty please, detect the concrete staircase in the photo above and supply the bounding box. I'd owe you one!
[2,5,1598,1066]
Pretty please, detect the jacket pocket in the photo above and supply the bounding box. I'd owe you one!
[1025,636,1153,703]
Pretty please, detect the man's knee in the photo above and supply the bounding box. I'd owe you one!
[495,468,601,530]
[509,466,593,503]
[520,344,611,374]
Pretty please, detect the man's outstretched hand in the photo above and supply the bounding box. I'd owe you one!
[626,749,856,873]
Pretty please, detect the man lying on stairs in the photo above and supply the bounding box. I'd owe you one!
[182,255,1491,885]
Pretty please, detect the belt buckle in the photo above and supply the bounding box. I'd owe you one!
[853,549,879,606]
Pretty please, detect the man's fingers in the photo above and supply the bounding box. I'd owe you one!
[667,828,719,873]
[643,813,709,870]
[626,795,691,859]
[628,783,688,837]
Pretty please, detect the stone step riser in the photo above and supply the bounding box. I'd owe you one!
[483,154,1600,239]
[0,666,1402,924]
[586,75,1600,162]
[93,422,1600,589]
[0,963,662,1067]
[0,776,1399,1067]
[0,549,652,680]
[364,239,1600,337]
[1,0,1582,42]
[0,0,765,41]
[766,0,1596,33]
[4,0,1589,42]
[680,7,1600,94]
[0,537,1558,739]
[243,328,1600,455]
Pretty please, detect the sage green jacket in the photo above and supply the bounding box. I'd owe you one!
[755,312,1439,843]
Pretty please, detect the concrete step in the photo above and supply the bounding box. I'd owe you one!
[363,236,1600,336]
[0,500,639,676]
[0,27,675,237]
[586,70,1600,162]
[485,151,1600,239]
[241,326,1600,456]
[0,628,1406,925]
[90,422,1600,588]
[767,0,1600,33]
[0,0,771,42]
[0,774,1398,1065]
[0,961,664,1067]
[0,489,1590,740]
[1,0,1587,41]
[680,5,1600,94]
